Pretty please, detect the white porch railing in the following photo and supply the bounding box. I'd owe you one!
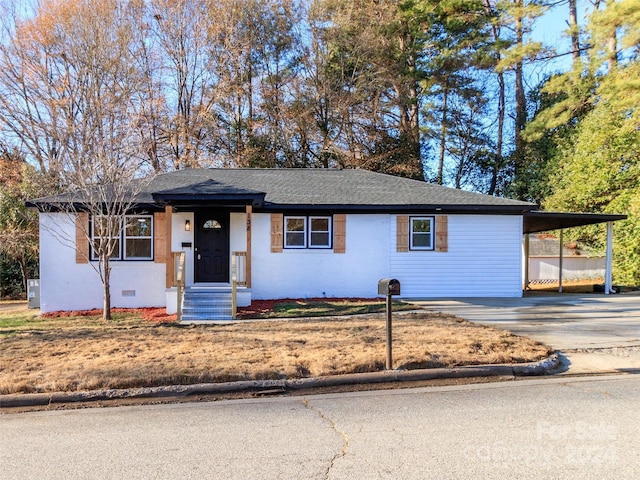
[231,251,247,319]
[172,251,186,321]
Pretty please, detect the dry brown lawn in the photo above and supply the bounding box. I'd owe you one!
[0,310,551,395]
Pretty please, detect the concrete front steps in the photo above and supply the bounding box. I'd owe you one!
[181,287,233,322]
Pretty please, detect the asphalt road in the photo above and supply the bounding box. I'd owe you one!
[2,375,639,479]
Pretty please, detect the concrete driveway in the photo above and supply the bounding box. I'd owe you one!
[412,292,640,375]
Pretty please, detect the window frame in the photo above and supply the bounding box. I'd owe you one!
[409,216,435,251]
[91,216,122,261]
[283,215,333,250]
[308,216,332,249]
[284,216,307,248]
[123,215,154,260]
[91,214,154,261]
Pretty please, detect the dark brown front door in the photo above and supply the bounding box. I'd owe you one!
[194,211,230,283]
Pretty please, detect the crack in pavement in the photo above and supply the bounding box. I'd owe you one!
[303,399,350,480]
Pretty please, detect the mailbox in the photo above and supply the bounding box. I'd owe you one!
[378,278,400,296]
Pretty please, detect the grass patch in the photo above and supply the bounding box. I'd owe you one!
[0,306,552,395]
[256,299,414,318]
[0,309,41,330]
[0,309,155,335]
[237,298,416,318]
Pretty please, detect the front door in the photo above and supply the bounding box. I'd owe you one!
[194,210,230,283]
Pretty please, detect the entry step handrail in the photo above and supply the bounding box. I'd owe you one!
[231,251,247,319]
[172,251,186,321]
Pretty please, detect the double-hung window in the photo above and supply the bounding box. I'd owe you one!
[410,217,434,250]
[284,215,332,249]
[124,216,153,259]
[91,215,153,261]
[285,216,307,248]
[91,216,122,260]
[309,216,331,248]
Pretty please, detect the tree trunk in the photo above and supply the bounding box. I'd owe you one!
[398,26,422,179]
[407,49,422,176]
[436,85,449,185]
[455,152,464,189]
[513,0,527,198]
[568,0,580,62]
[607,30,617,72]
[18,255,28,298]
[484,0,504,196]
[102,257,112,321]
[248,60,253,137]
[489,69,505,195]
[514,2,526,148]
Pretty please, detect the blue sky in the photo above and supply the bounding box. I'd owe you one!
[529,0,593,80]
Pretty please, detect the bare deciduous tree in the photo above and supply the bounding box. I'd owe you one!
[1,0,153,319]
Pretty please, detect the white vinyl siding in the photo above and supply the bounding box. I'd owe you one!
[253,213,523,300]
[390,214,523,297]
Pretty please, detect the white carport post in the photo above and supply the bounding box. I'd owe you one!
[605,221,614,294]
[558,229,564,293]
[523,234,530,290]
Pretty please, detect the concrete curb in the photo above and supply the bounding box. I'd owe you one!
[0,354,561,408]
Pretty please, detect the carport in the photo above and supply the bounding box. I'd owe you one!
[523,211,627,294]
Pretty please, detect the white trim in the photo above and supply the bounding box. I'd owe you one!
[91,216,122,260]
[409,216,434,250]
[284,215,307,248]
[283,215,333,249]
[91,214,154,261]
[309,216,332,248]
[123,215,153,260]
[605,221,614,294]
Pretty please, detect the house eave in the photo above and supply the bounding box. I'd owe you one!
[256,203,536,215]
[153,193,264,204]
[25,200,162,213]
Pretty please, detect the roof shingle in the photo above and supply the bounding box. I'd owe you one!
[27,168,536,213]
[144,168,535,212]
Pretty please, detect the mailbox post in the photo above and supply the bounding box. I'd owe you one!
[378,278,400,370]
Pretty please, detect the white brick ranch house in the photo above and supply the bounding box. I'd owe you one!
[28,168,625,319]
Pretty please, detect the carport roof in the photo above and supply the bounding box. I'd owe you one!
[523,211,627,234]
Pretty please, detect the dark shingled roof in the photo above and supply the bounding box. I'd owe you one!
[140,168,535,213]
[27,169,628,230]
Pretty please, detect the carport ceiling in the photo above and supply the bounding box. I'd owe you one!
[523,211,627,234]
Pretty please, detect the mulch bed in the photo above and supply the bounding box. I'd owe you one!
[235,297,380,318]
[38,298,385,321]
[40,308,177,322]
